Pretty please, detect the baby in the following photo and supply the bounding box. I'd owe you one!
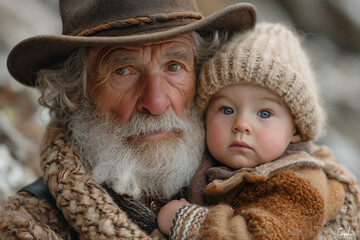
[157,22,345,239]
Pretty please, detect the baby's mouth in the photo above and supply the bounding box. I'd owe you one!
[229,141,253,151]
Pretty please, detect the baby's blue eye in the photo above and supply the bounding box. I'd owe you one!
[221,107,233,115]
[257,110,271,118]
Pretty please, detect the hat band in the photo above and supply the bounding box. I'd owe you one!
[77,12,203,36]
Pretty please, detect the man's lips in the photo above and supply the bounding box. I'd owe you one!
[127,130,181,143]
[229,141,253,151]
[145,131,174,139]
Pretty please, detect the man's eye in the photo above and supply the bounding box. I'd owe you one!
[257,110,271,118]
[167,63,182,72]
[115,67,131,75]
[221,107,233,115]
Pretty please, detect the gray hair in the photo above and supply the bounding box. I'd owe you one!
[37,31,230,126]
[37,48,88,125]
[191,30,229,71]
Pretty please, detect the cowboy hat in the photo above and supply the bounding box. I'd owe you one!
[7,0,256,86]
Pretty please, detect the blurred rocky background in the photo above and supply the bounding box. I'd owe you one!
[0,0,359,204]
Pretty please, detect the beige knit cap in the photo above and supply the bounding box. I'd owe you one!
[197,22,325,141]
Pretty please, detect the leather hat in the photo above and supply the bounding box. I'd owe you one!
[7,0,256,86]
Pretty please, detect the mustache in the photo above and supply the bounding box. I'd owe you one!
[111,109,190,140]
[69,100,191,143]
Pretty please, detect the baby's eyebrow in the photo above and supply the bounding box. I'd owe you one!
[207,94,229,106]
[211,94,228,102]
[261,97,284,106]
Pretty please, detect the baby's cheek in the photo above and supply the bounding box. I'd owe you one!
[206,127,225,157]
[258,131,289,162]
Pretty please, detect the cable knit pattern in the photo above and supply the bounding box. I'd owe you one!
[170,204,209,240]
[0,191,73,239]
[40,129,150,239]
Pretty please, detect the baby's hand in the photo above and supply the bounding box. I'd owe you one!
[157,198,189,236]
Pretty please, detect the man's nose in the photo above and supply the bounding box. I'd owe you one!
[136,76,170,115]
[232,116,252,134]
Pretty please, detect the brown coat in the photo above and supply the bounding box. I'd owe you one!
[171,150,349,240]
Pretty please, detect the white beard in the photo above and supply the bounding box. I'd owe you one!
[68,102,205,200]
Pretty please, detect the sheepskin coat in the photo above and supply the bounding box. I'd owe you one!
[171,143,348,239]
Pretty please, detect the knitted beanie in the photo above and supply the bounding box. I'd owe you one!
[197,22,325,141]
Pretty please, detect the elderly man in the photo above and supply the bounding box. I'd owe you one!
[0,0,257,239]
[1,0,359,239]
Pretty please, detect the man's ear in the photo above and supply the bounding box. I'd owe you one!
[291,129,302,143]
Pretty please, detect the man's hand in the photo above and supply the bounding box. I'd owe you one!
[157,198,189,236]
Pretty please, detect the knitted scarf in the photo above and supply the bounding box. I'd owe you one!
[40,128,157,239]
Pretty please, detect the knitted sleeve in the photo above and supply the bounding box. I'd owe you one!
[169,203,252,240]
[169,204,209,240]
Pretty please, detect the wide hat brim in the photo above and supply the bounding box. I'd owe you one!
[7,3,256,86]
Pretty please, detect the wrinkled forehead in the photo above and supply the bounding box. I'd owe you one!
[87,33,194,64]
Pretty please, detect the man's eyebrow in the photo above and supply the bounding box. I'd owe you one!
[105,55,137,65]
[165,49,191,60]
[102,49,138,65]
